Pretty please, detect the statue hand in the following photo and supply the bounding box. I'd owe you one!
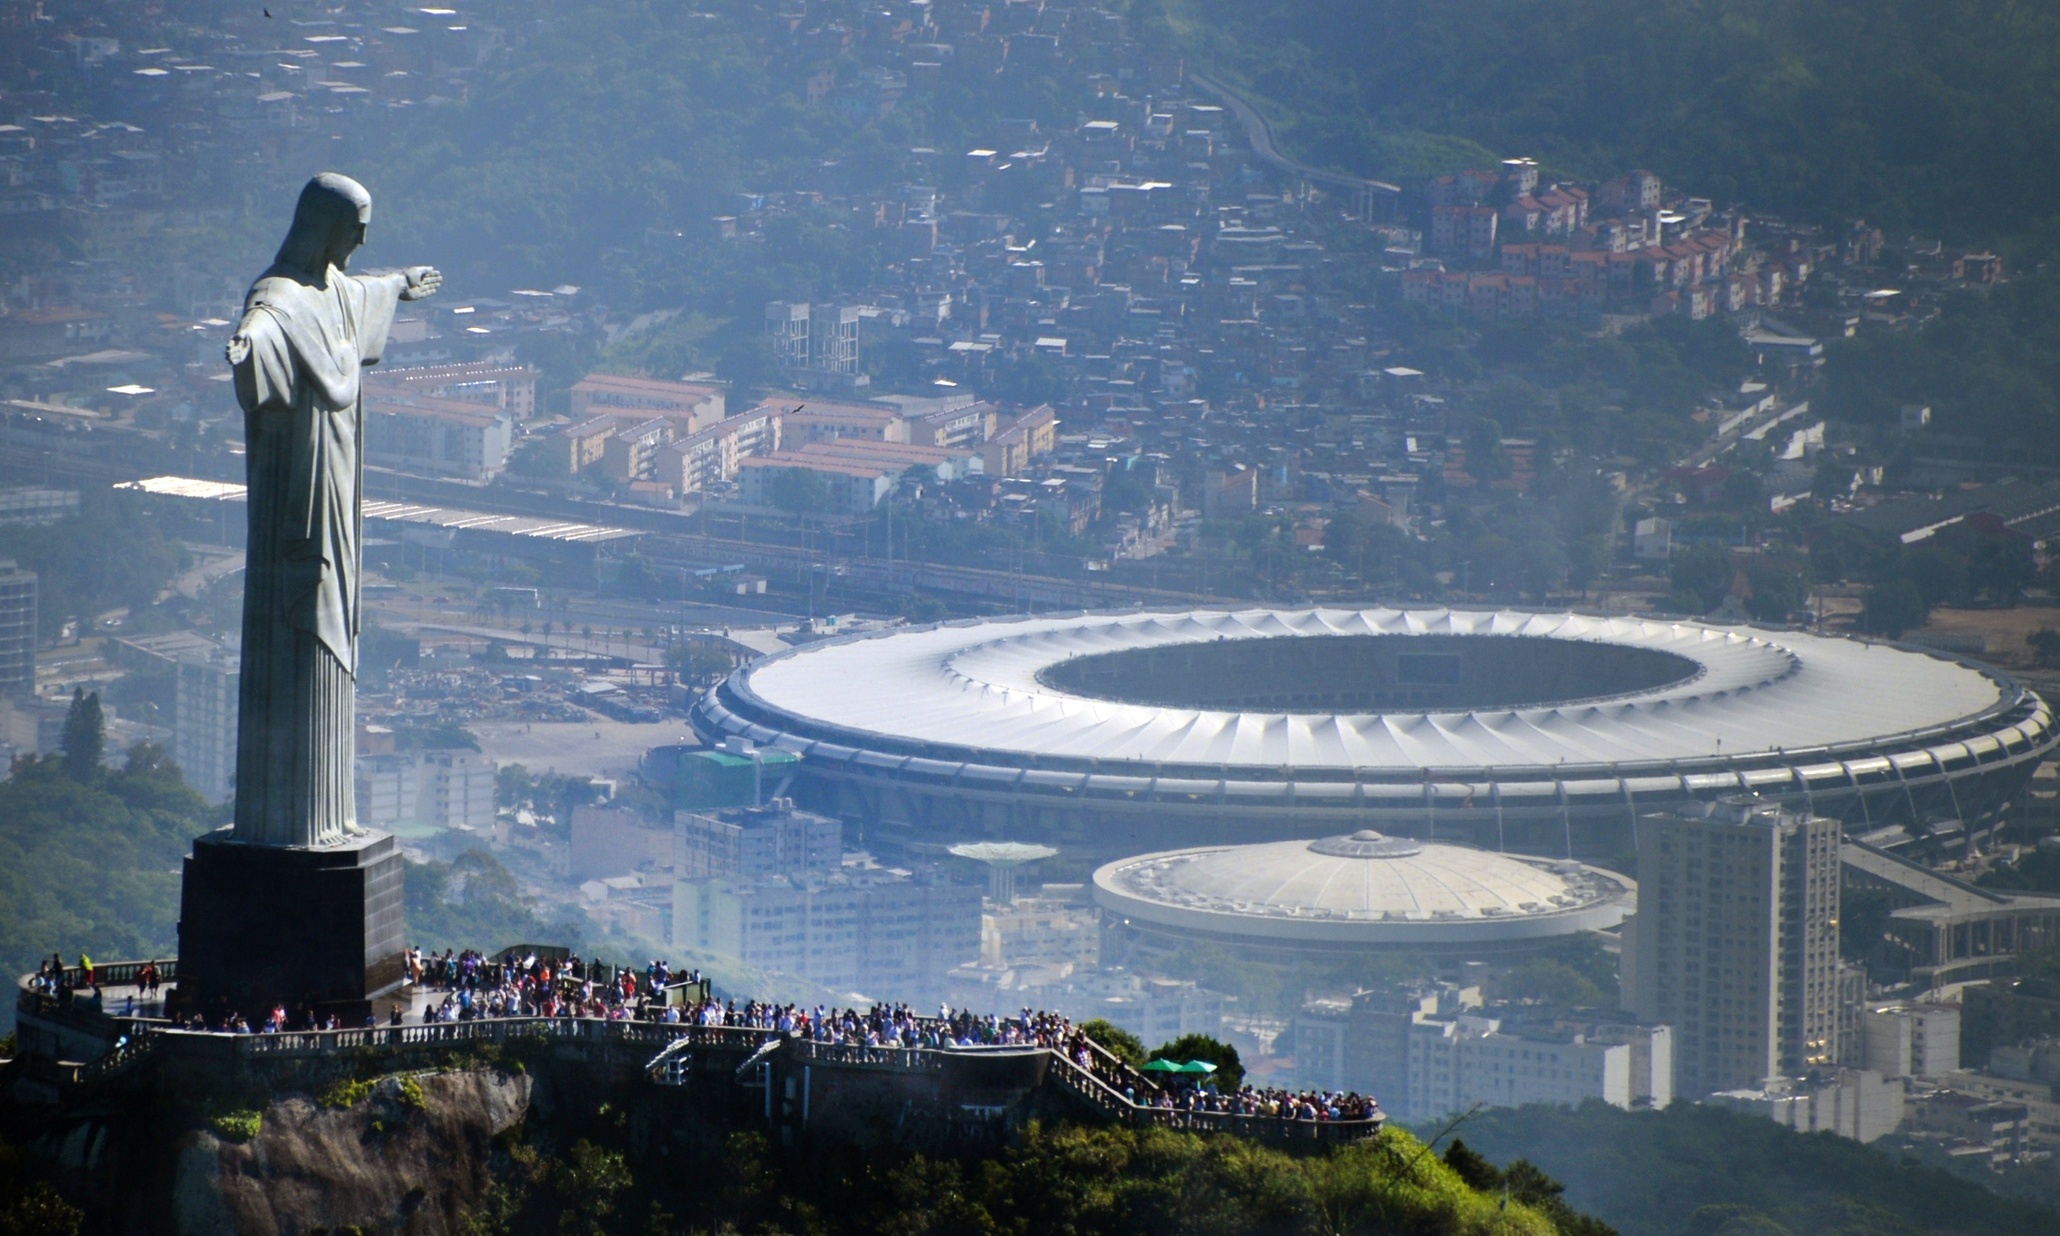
[400,266,442,301]
[226,335,251,366]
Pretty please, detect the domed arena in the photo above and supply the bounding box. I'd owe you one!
[1092,831,1635,955]
[690,608,2056,859]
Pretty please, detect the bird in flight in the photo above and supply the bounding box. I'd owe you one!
[263,7,273,16]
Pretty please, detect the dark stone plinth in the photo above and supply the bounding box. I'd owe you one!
[177,828,405,1017]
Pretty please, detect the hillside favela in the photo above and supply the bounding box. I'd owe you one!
[5,1,2060,1234]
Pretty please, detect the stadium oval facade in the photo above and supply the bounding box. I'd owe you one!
[689,608,2057,858]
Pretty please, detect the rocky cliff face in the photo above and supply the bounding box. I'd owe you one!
[40,1069,531,1236]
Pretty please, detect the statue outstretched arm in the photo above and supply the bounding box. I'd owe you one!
[358,266,440,302]
[399,266,441,301]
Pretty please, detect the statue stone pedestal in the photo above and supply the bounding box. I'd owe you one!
[176,828,406,1018]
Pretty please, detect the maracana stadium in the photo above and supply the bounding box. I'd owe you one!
[689,608,2056,859]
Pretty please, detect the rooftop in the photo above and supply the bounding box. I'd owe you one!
[1093,831,1633,945]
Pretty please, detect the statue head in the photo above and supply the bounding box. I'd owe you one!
[273,173,373,276]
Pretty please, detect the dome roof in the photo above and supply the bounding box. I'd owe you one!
[1092,832,1634,946]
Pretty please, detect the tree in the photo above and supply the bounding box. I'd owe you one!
[1859,577,1929,637]
[1149,1033,1245,1092]
[1901,543,1969,608]
[665,641,735,687]
[1463,416,1513,482]
[1967,536,2033,603]
[1442,1139,1503,1192]
[394,723,481,752]
[403,849,576,952]
[1742,560,1806,623]
[549,1140,633,1236]
[0,499,185,641]
[1669,544,1733,614]
[1077,1018,1146,1068]
[896,593,949,624]
[0,744,214,1005]
[0,1183,85,1236]
[59,690,104,782]
[496,763,534,813]
[768,467,831,517]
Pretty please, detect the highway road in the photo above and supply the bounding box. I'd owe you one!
[1190,72,1400,199]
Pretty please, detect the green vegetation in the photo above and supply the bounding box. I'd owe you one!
[1078,1019,1147,1068]
[207,1110,261,1144]
[0,499,185,640]
[1142,935,1621,1023]
[0,1181,84,1236]
[663,641,737,688]
[1437,1101,2060,1236]
[1443,1141,1613,1236]
[1823,273,2060,463]
[1981,852,2060,898]
[1795,521,2036,637]
[1483,939,1621,1010]
[317,1078,376,1110]
[402,850,586,957]
[767,468,833,519]
[1147,1033,1246,1092]
[494,765,604,840]
[0,738,595,1031]
[395,1077,427,1112]
[1153,0,2060,469]
[303,0,1091,395]
[463,1123,1583,1235]
[1161,0,2060,251]
[391,723,483,753]
[56,693,103,783]
[0,744,215,1030]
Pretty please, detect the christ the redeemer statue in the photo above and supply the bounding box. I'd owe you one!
[226,173,439,847]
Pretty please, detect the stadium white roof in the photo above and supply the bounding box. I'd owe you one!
[727,608,2013,774]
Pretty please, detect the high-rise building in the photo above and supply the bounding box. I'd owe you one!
[0,487,79,526]
[1624,797,1842,1098]
[174,647,240,803]
[808,304,861,374]
[1291,982,1670,1120]
[418,748,498,833]
[0,560,35,696]
[672,808,981,1003]
[351,727,496,834]
[676,801,842,880]
[1406,1014,1673,1121]
[765,300,813,369]
[764,300,865,391]
[1863,1002,1961,1079]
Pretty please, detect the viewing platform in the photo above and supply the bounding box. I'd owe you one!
[10,958,1384,1152]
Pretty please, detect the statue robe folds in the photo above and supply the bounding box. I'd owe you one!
[229,266,402,847]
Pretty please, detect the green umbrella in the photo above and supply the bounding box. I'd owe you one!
[1140,1058,1183,1073]
[1177,1060,1219,1075]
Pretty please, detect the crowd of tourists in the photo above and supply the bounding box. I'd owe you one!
[396,949,703,1025]
[684,998,1381,1126]
[1141,1083,1383,1124]
[26,955,163,1004]
[35,945,1380,1125]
